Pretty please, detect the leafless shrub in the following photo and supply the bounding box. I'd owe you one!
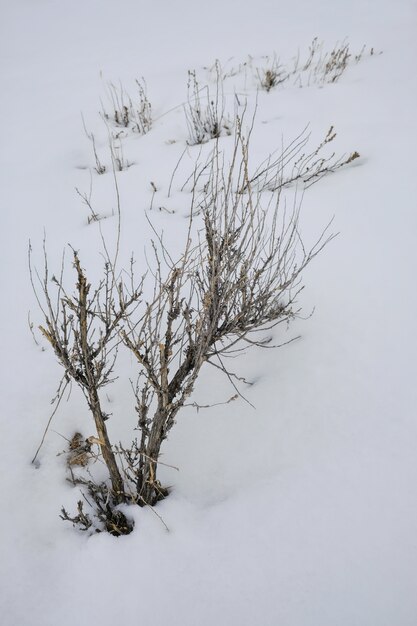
[256,39,375,91]
[33,110,338,531]
[102,79,152,134]
[312,39,351,84]
[257,54,289,92]
[184,62,232,145]
[82,114,130,176]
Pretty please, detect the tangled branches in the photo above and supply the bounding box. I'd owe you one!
[32,111,336,533]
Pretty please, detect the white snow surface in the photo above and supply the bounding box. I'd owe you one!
[1,1,417,624]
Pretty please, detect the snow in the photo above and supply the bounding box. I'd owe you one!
[1,0,417,624]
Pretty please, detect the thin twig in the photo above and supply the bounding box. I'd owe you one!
[32,377,70,465]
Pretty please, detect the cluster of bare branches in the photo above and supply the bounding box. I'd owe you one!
[178,123,359,203]
[82,114,132,177]
[256,39,375,91]
[30,223,143,532]
[80,78,150,178]
[257,54,290,92]
[102,79,152,135]
[83,128,132,176]
[301,39,372,85]
[184,62,233,145]
[117,118,335,506]
[248,125,360,192]
[32,109,337,534]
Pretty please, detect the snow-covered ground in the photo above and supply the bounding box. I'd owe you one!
[1,1,417,624]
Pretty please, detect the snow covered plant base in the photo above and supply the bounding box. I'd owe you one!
[31,106,351,535]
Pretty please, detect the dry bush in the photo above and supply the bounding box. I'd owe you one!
[257,54,289,92]
[32,111,337,533]
[257,39,375,91]
[102,79,152,134]
[184,62,233,145]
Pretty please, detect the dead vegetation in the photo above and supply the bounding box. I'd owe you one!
[31,106,340,533]
[67,432,91,467]
[248,125,360,193]
[184,62,233,145]
[254,39,376,91]
[102,79,152,135]
[31,39,369,534]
